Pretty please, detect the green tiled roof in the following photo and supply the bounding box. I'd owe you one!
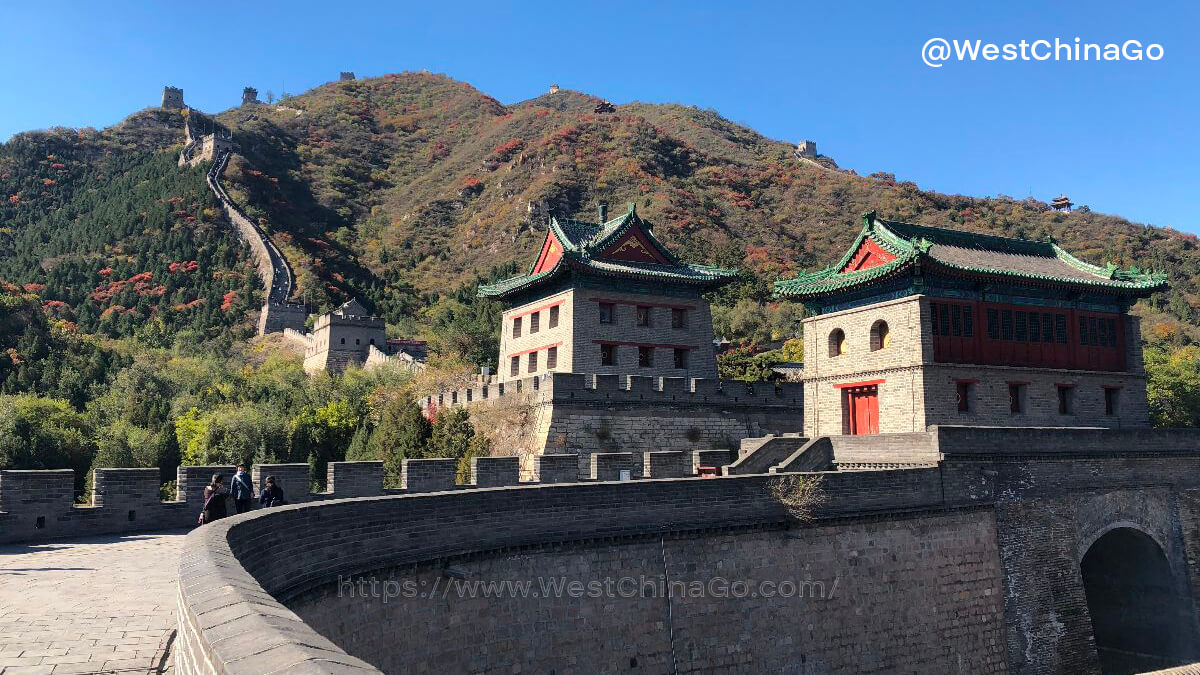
[479,204,738,299]
[774,212,1168,299]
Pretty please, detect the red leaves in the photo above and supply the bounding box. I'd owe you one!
[174,299,205,311]
[8,194,19,204]
[168,260,199,273]
[22,283,45,293]
[489,139,524,162]
[220,291,238,312]
[98,267,113,277]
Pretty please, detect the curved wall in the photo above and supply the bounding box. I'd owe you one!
[289,510,1005,674]
[175,469,1008,674]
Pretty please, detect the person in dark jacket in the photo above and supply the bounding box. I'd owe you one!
[259,476,287,508]
[200,474,228,524]
[231,464,254,514]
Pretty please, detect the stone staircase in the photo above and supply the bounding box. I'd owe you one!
[727,434,809,475]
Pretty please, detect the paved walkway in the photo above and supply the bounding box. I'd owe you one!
[0,531,186,675]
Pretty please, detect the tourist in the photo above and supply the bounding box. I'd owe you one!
[259,476,287,508]
[231,464,255,514]
[199,474,228,524]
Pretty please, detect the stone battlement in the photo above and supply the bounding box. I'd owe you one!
[424,371,803,410]
[0,447,757,546]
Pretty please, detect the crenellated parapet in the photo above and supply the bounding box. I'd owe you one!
[423,372,803,412]
[422,373,804,471]
[0,448,755,546]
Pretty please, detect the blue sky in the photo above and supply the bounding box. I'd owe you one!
[2,1,1196,231]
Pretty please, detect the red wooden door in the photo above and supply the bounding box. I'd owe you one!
[846,385,879,435]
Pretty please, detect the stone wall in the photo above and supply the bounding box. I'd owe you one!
[425,372,804,476]
[0,448,755,546]
[292,510,1006,674]
[803,295,928,436]
[803,295,1151,434]
[259,302,308,335]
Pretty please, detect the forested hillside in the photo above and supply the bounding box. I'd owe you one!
[212,72,1200,341]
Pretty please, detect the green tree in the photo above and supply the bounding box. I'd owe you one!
[367,397,432,478]
[1146,343,1200,427]
[290,400,359,490]
[0,394,95,493]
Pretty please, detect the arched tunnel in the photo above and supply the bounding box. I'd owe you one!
[1081,527,1200,674]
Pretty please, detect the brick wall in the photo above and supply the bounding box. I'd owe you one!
[571,288,719,380]
[426,372,804,477]
[497,289,575,380]
[293,510,1006,674]
[803,295,1151,434]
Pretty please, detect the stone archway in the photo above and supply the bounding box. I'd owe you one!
[1080,526,1199,674]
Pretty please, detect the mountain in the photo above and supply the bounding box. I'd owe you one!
[3,71,1200,345]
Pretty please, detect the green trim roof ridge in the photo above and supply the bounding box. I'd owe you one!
[480,204,737,299]
[774,212,1167,299]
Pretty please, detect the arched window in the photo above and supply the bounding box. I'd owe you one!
[828,329,847,357]
[870,320,891,351]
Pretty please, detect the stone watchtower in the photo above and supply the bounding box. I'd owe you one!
[339,72,356,81]
[303,299,387,374]
[478,203,737,382]
[162,86,184,109]
[795,140,817,158]
[242,87,259,106]
[775,212,1167,436]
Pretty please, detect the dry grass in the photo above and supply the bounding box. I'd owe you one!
[768,474,826,523]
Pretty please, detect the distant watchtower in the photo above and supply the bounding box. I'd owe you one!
[339,71,356,81]
[795,140,817,158]
[304,299,387,374]
[162,86,184,109]
[548,83,560,94]
[1051,194,1074,212]
[242,87,259,106]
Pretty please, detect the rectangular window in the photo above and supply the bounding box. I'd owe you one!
[1042,313,1054,343]
[1008,383,1026,414]
[939,305,951,336]
[599,302,614,324]
[510,355,519,377]
[546,346,557,370]
[1055,314,1068,344]
[962,305,974,337]
[527,350,538,372]
[950,304,962,337]
[548,305,559,328]
[636,306,651,327]
[529,311,540,334]
[671,308,686,329]
[1088,317,1099,346]
[512,316,522,338]
[986,307,999,340]
[956,381,973,413]
[600,343,615,366]
[1057,385,1073,415]
[1001,310,1013,341]
[638,346,653,367]
[931,303,941,336]
[1104,387,1119,415]
[673,348,688,369]
[1014,311,1027,342]
[1028,312,1041,343]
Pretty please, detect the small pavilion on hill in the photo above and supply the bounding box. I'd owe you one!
[775,212,1166,436]
[479,203,737,382]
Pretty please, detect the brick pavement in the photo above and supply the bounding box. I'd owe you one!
[0,531,185,675]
